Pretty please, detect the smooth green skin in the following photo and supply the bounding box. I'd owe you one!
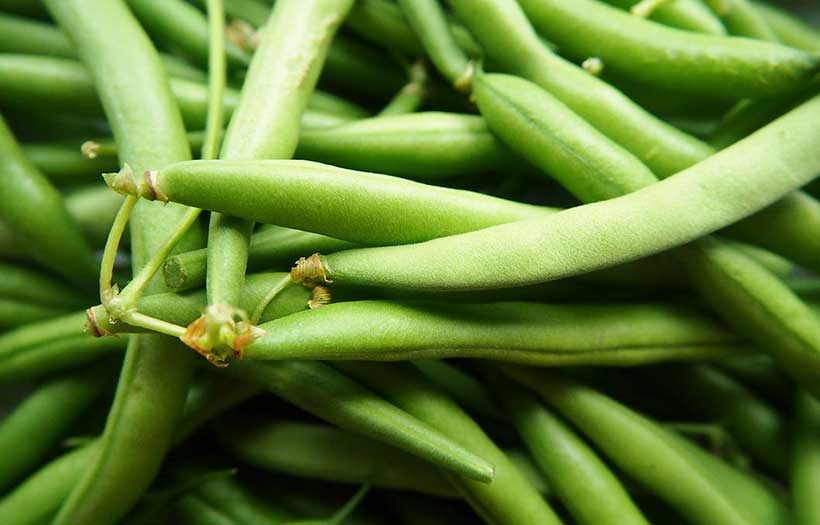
[717,354,793,406]
[517,0,817,97]
[0,298,68,329]
[175,496,237,525]
[0,442,98,525]
[414,360,503,420]
[646,364,789,476]
[296,112,516,178]
[754,1,820,53]
[398,0,469,85]
[0,12,75,57]
[316,92,820,292]
[486,372,648,525]
[215,0,270,25]
[147,159,553,246]
[126,0,249,68]
[473,72,820,396]
[45,1,203,523]
[304,88,370,120]
[63,185,123,248]
[164,225,356,291]
[337,362,562,525]
[244,299,745,364]
[207,0,354,308]
[0,261,88,308]
[503,366,791,525]
[603,0,727,34]
[22,142,119,184]
[217,418,456,497]
[450,0,715,177]
[0,114,97,286]
[792,391,820,525]
[84,272,495,482]
[705,0,778,41]
[0,364,111,493]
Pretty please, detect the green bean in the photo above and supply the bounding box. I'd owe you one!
[205,0,354,319]
[644,364,790,476]
[0,364,113,493]
[321,33,406,101]
[603,0,727,34]
[0,114,97,285]
[517,0,816,97]
[126,0,250,68]
[295,92,820,293]
[109,159,554,246]
[753,1,820,52]
[377,62,427,116]
[398,0,470,88]
[304,88,370,120]
[346,0,424,56]
[297,113,515,178]
[21,141,119,184]
[703,0,778,40]
[413,360,503,420]
[0,441,98,525]
[241,299,744,364]
[484,371,648,525]
[337,362,562,525]
[63,185,124,248]
[0,261,88,308]
[0,0,48,17]
[175,495,237,525]
[0,298,69,329]
[792,391,820,525]
[45,0,204,522]
[220,0,270,26]
[0,12,75,58]
[717,354,793,406]
[503,366,791,525]
[218,418,456,497]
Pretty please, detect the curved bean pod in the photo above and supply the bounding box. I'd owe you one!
[703,0,778,40]
[716,354,793,407]
[337,362,563,525]
[0,114,97,285]
[45,0,203,523]
[302,92,820,291]
[217,418,456,497]
[295,112,517,178]
[485,371,649,525]
[792,392,820,525]
[112,159,553,246]
[242,300,745,364]
[0,12,75,58]
[0,298,68,329]
[754,1,820,52]
[503,366,791,525]
[0,364,113,493]
[22,141,119,184]
[517,0,817,97]
[603,0,727,34]
[0,261,89,308]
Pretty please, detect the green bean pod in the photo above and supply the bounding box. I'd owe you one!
[62,185,124,248]
[0,114,97,285]
[0,261,89,308]
[242,300,744,364]
[517,0,817,97]
[295,112,517,178]
[303,93,820,291]
[126,0,250,68]
[414,360,503,420]
[321,33,406,101]
[503,366,791,525]
[112,159,553,246]
[753,1,820,53]
[0,364,113,492]
[484,371,649,525]
[346,0,424,56]
[45,0,203,522]
[603,0,727,34]
[0,298,68,329]
[217,418,457,497]
[704,0,778,41]
[337,362,563,525]
[717,354,793,406]
[0,12,75,58]
[792,391,820,525]
[644,364,790,476]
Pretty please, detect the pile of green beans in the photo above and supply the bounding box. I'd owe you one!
[1,0,819,523]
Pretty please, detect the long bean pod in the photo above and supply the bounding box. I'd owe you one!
[603,0,727,34]
[792,391,820,525]
[753,1,820,52]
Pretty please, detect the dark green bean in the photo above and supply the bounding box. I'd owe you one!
[0,114,97,285]
[0,364,112,493]
[0,12,75,58]
[703,0,778,40]
[337,362,563,525]
[346,0,425,56]
[321,33,406,101]
[792,391,820,525]
[503,366,791,525]
[21,141,119,184]
[717,354,793,406]
[217,418,457,497]
[484,371,648,525]
[413,360,503,420]
[753,1,820,52]
[0,261,88,308]
[0,298,68,329]
[517,0,817,97]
